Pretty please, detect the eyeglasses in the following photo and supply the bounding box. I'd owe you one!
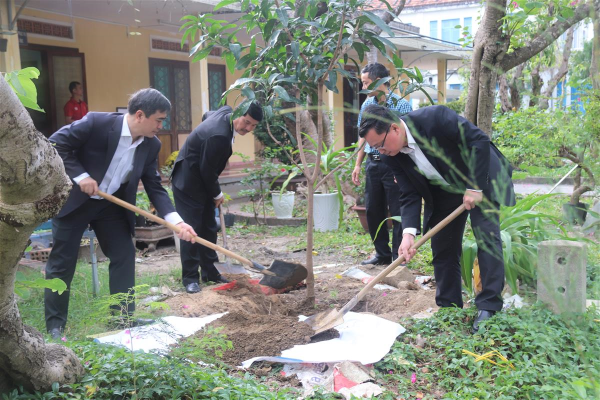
[371,126,391,150]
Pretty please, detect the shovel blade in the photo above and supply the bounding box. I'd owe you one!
[303,308,345,335]
[259,259,308,289]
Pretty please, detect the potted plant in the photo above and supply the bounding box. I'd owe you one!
[303,137,356,232]
[134,189,174,251]
[270,165,299,219]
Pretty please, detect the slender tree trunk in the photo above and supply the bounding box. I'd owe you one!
[539,27,575,110]
[0,76,84,392]
[529,64,543,107]
[509,63,525,110]
[499,74,512,112]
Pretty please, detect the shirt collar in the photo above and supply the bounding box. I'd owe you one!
[122,115,144,146]
[399,119,415,154]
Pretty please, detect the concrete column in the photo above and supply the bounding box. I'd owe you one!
[199,57,210,116]
[437,58,447,104]
[537,240,587,314]
[0,0,21,73]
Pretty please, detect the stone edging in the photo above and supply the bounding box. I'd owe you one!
[227,211,306,227]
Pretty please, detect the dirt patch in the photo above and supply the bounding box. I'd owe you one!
[207,311,314,366]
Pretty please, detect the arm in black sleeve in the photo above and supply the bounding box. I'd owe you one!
[198,135,231,198]
[141,139,176,218]
[48,114,95,179]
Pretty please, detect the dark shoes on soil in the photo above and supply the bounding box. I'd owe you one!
[202,275,230,284]
[185,282,201,294]
[361,256,392,266]
[48,328,63,340]
[472,310,496,334]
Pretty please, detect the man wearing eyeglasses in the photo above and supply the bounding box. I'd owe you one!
[171,102,263,294]
[352,63,412,266]
[359,104,515,333]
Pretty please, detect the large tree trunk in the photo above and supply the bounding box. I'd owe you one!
[465,0,596,135]
[464,0,507,135]
[539,27,575,110]
[0,76,84,392]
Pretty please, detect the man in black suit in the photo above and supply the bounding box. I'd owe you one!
[359,104,515,333]
[46,88,196,339]
[171,102,263,294]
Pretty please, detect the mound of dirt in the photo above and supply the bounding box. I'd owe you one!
[206,311,314,366]
[164,275,290,317]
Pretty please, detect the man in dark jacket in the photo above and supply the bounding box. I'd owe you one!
[359,104,515,333]
[171,102,263,293]
[46,88,196,339]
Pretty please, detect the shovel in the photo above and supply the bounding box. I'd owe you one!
[304,204,466,335]
[217,204,234,271]
[98,191,307,289]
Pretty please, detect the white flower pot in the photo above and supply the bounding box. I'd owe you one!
[313,192,339,232]
[271,191,295,219]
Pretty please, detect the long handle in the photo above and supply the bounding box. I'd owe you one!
[340,204,466,314]
[98,190,256,268]
[218,205,229,250]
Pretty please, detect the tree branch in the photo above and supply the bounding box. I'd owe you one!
[500,1,595,71]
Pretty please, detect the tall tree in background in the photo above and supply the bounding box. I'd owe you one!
[465,0,599,134]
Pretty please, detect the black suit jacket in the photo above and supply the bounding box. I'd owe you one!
[171,106,234,202]
[49,112,175,232]
[383,105,515,233]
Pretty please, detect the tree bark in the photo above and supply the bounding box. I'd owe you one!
[0,75,84,392]
[539,27,575,110]
[498,74,512,112]
[529,64,543,107]
[509,63,525,110]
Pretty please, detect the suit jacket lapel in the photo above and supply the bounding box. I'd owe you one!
[104,115,123,173]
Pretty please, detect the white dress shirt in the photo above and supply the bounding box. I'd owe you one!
[73,116,183,225]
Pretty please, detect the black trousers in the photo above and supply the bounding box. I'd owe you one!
[364,157,402,260]
[45,195,135,331]
[429,188,505,311]
[173,186,220,285]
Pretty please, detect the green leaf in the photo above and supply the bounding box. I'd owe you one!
[273,85,292,102]
[276,8,289,28]
[362,11,394,37]
[352,42,365,62]
[214,0,239,11]
[229,43,241,60]
[6,67,44,112]
[241,87,255,100]
[224,52,236,74]
[291,41,299,60]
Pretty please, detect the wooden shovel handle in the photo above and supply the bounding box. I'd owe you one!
[97,191,254,267]
[340,204,467,314]
[218,205,229,249]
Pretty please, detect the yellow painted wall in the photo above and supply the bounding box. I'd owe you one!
[0,0,21,72]
[19,9,257,162]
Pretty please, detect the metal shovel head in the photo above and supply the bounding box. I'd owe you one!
[258,259,308,289]
[304,308,345,335]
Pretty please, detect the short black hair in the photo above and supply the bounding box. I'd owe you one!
[128,88,171,117]
[242,101,263,122]
[361,63,391,88]
[68,81,81,93]
[358,104,397,138]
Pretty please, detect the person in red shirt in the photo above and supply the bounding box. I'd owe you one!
[64,81,88,124]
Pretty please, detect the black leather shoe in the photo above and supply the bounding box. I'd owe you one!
[361,256,392,266]
[472,310,496,334]
[185,282,201,293]
[202,275,230,284]
[48,328,62,340]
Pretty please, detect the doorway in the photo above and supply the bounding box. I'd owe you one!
[343,68,366,147]
[19,45,86,137]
